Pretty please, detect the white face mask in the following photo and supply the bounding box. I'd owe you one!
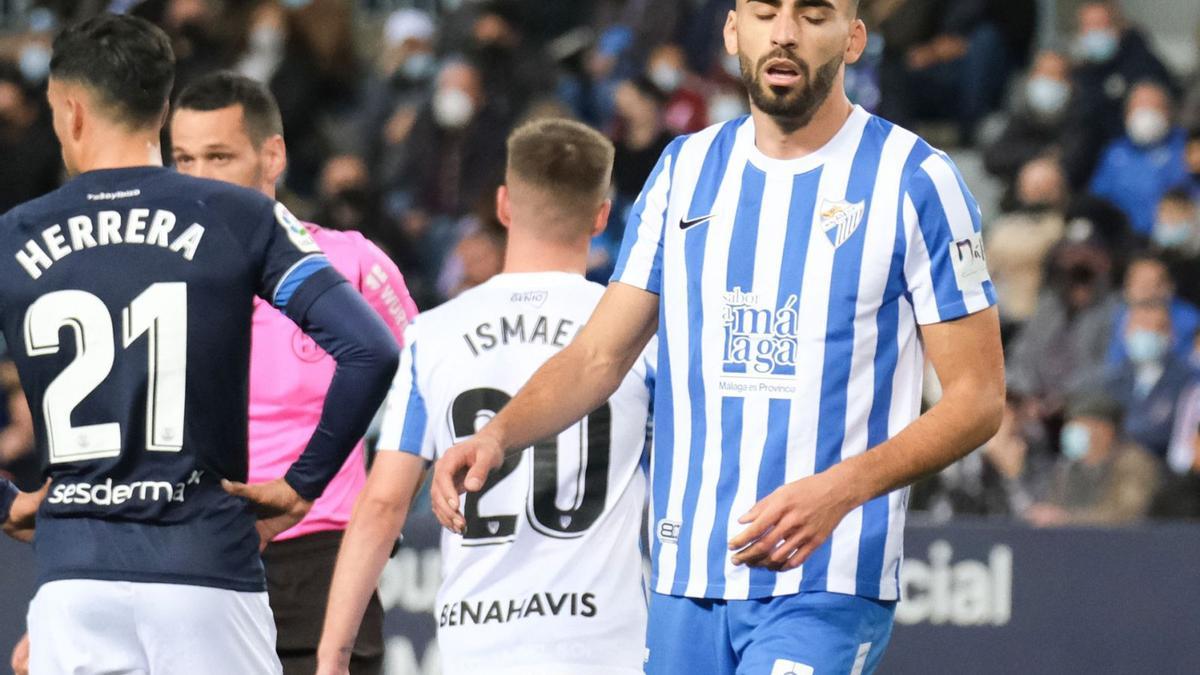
[1127,107,1169,147]
[721,53,743,80]
[249,26,284,55]
[18,42,51,84]
[649,63,683,94]
[1026,76,1070,118]
[433,87,475,129]
[708,93,748,123]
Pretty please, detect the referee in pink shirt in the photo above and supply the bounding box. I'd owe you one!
[170,71,418,675]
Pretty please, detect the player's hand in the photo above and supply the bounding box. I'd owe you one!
[728,472,856,572]
[3,480,49,543]
[11,632,29,675]
[221,478,312,550]
[431,434,505,533]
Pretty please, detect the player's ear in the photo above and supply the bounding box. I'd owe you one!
[592,199,612,238]
[723,9,739,57]
[68,94,85,142]
[496,185,512,230]
[262,134,287,185]
[845,18,868,65]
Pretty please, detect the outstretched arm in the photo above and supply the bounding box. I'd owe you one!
[430,282,659,531]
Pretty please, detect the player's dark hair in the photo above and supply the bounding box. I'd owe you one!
[506,117,614,238]
[174,71,284,147]
[50,13,174,130]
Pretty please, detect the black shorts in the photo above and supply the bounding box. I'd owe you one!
[262,530,385,675]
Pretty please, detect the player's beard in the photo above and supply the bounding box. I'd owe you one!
[741,49,842,133]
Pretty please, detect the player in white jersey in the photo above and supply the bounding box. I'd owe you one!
[433,1,1005,673]
[317,118,653,675]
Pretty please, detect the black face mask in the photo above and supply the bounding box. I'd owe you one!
[321,188,372,230]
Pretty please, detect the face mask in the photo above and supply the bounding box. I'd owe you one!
[433,87,475,129]
[249,26,284,54]
[1126,329,1169,365]
[1026,76,1070,118]
[1075,29,1119,63]
[1060,422,1091,461]
[1127,108,1170,146]
[649,63,683,94]
[280,0,312,8]
[1152,221,1195,249]
[400,52,436,81]
[18,42,51,84]
[721,53,743,79]
[708,93,748,124]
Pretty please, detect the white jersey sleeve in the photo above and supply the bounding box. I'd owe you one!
[377,322,434,460]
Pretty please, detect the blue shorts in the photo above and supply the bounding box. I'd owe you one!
[644,591,895,675]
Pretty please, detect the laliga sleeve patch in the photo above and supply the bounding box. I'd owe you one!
[948,232,989,291]
[275,202,322,254]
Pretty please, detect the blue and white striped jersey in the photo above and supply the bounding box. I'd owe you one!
[612,106,995,601]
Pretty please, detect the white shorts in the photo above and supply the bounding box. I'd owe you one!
[27,579,282,675]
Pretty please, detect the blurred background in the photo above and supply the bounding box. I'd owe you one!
[0,0,1198,673]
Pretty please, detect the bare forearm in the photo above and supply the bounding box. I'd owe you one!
[832,386,1004,507]
[320,497,409,657]
[486,340,636,454]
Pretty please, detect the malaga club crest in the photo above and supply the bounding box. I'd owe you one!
[820,199,866,248]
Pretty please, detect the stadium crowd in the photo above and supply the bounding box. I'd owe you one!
[0,0,1198,529]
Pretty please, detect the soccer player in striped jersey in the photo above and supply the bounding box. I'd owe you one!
[170,71,418,675]
[317,119,654,675]
[433,1,1005,672]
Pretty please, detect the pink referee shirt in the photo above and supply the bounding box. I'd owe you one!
[248,223,417,541]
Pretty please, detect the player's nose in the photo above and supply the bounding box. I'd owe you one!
[770,12,800,49]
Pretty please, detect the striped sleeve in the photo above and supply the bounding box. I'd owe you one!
[611,138,683,294]
[901,151,997,325]
[376,324,433,460]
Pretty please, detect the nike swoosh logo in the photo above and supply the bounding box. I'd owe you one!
[679,214,714,230]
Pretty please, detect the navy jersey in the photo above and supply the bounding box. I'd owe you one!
[0,166,338,591]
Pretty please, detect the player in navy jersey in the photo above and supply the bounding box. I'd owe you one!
[0,15,398,675]
[433,1,1005,673]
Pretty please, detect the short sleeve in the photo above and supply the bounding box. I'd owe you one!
[257,202,334,312]
[611,138,682,294]
[356,237,419,345]
[376,325,433,460]
[902,152,997,325]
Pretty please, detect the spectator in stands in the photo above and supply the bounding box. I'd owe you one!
[645,43,708,135]
[984,50,1099,194]
[1070,2,1176,154]
[1154,376,1200,519]
[1106,254,1200,365]
[1024,392,1161,526]
[1151,189,1200,308]
[359,9,438,178]
[1007,228,1118,420]
[439,218,507,300]
[0,63,59,212]
[913,396,1056,519]
[468,0,554,124]
[1096,301,1195,458]
[985,157,1067,336]
[389,58,508,227]
[131,0,226,90]
[875,0,1037,145]
[1184,128,1200,201]
[1089,81,1189,236]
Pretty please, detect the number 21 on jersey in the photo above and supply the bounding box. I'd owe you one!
[24,283,187,464]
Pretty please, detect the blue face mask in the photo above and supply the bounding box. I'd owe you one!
[1126,329,1169,364]
[1076,30,1119,63]
[1060,422,1091,461]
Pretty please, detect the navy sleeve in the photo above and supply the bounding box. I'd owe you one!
[280,274,402,500]
[0,477,16,524]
